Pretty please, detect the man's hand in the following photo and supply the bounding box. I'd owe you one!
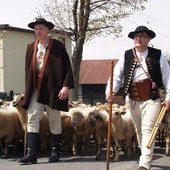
[105,92,115,102]
[58,86,69,100]
[161,100,170,111]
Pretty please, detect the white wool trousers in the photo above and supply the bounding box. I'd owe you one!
[126,97,161,170]
[27,90,62,134]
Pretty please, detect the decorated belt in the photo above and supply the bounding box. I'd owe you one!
[129,78,153,101]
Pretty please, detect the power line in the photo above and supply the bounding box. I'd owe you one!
[138,11,170,31]
[122,12,170,38]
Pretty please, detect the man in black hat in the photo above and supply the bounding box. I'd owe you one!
[17,18,74,164]
[106,26,170,170]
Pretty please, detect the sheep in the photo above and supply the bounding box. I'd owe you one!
[69,108,88,156]
[60,111,74,153]
[95,102,110,111]
[12,93,27,131]
[87,108,108,160]
[69,100,92,109]
[0,99,12,108]
[12,93,50,152]
[108,105,137,161]
[0,105,24,158]
[157,111,170,156]
[68,106,96,156]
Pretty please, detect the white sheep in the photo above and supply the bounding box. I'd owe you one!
[0,99,12,108]
[108,105,137,161]
[0,105,24,158]
[69,100,91,109]
[12,93,50,152]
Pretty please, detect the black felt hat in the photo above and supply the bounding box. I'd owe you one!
[28,18,54,30]
[128,26,156,39]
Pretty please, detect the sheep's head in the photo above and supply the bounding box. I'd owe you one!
[61,116,71,125]
[109,107,127,124]
[71,111,84,128]
[119,105,127,115]
[61,116,72,130]
[69,100,81,108]
[105,108,120,122]
[88,110,104,128]
[95,102,109,111]
[88,111,97,127]
[12,93,25,107]
[112,108,121,115]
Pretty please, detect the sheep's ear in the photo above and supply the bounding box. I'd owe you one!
[68,103,74,108]
[105,109,109,114]
[21,94,25,99]
[21,93,25,97]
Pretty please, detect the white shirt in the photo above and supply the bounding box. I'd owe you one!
[36,42,49,71]
[105,49,170,101]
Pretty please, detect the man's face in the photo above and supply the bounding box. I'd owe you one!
[133,32,151,48]
[34,24,49,39]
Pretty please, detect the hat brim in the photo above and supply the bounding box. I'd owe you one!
[128,30,156,39]
[28,21,54,30]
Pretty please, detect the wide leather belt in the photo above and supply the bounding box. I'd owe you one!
[129,78,152,101]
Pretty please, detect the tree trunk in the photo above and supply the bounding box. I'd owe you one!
[69,40,84,101]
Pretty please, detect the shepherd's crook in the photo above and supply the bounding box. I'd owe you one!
[106,61,114,170]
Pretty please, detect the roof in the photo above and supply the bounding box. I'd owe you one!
[0,24,34,33]
[0,24,73,35]
[79,59,117,84]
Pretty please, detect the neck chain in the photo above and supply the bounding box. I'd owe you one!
[39,45,44,56]
[38,38,49,56]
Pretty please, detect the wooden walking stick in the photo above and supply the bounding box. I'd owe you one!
[106,61,114,170]
[147,105,167,149]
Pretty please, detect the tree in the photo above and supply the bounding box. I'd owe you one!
[37,0,148,101]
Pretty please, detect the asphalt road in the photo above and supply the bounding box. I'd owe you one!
[0,142,169,170]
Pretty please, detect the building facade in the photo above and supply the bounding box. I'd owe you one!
[79,60,125,105]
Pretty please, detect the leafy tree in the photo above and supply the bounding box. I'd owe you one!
[37,0,148,100]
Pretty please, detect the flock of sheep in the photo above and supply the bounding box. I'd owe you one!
[0,93,169,161]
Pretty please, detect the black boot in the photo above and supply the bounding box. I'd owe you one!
[49,134,61,163]
[18,133,39,164]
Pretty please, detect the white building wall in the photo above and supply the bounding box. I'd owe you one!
[2,30,35,93]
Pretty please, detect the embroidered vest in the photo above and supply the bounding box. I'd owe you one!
[123,47,164,98]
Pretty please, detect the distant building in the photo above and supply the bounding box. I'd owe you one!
[79,59,125,105]
[0,24,72,98]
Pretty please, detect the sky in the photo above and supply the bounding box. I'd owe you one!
[1,0,170,60]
